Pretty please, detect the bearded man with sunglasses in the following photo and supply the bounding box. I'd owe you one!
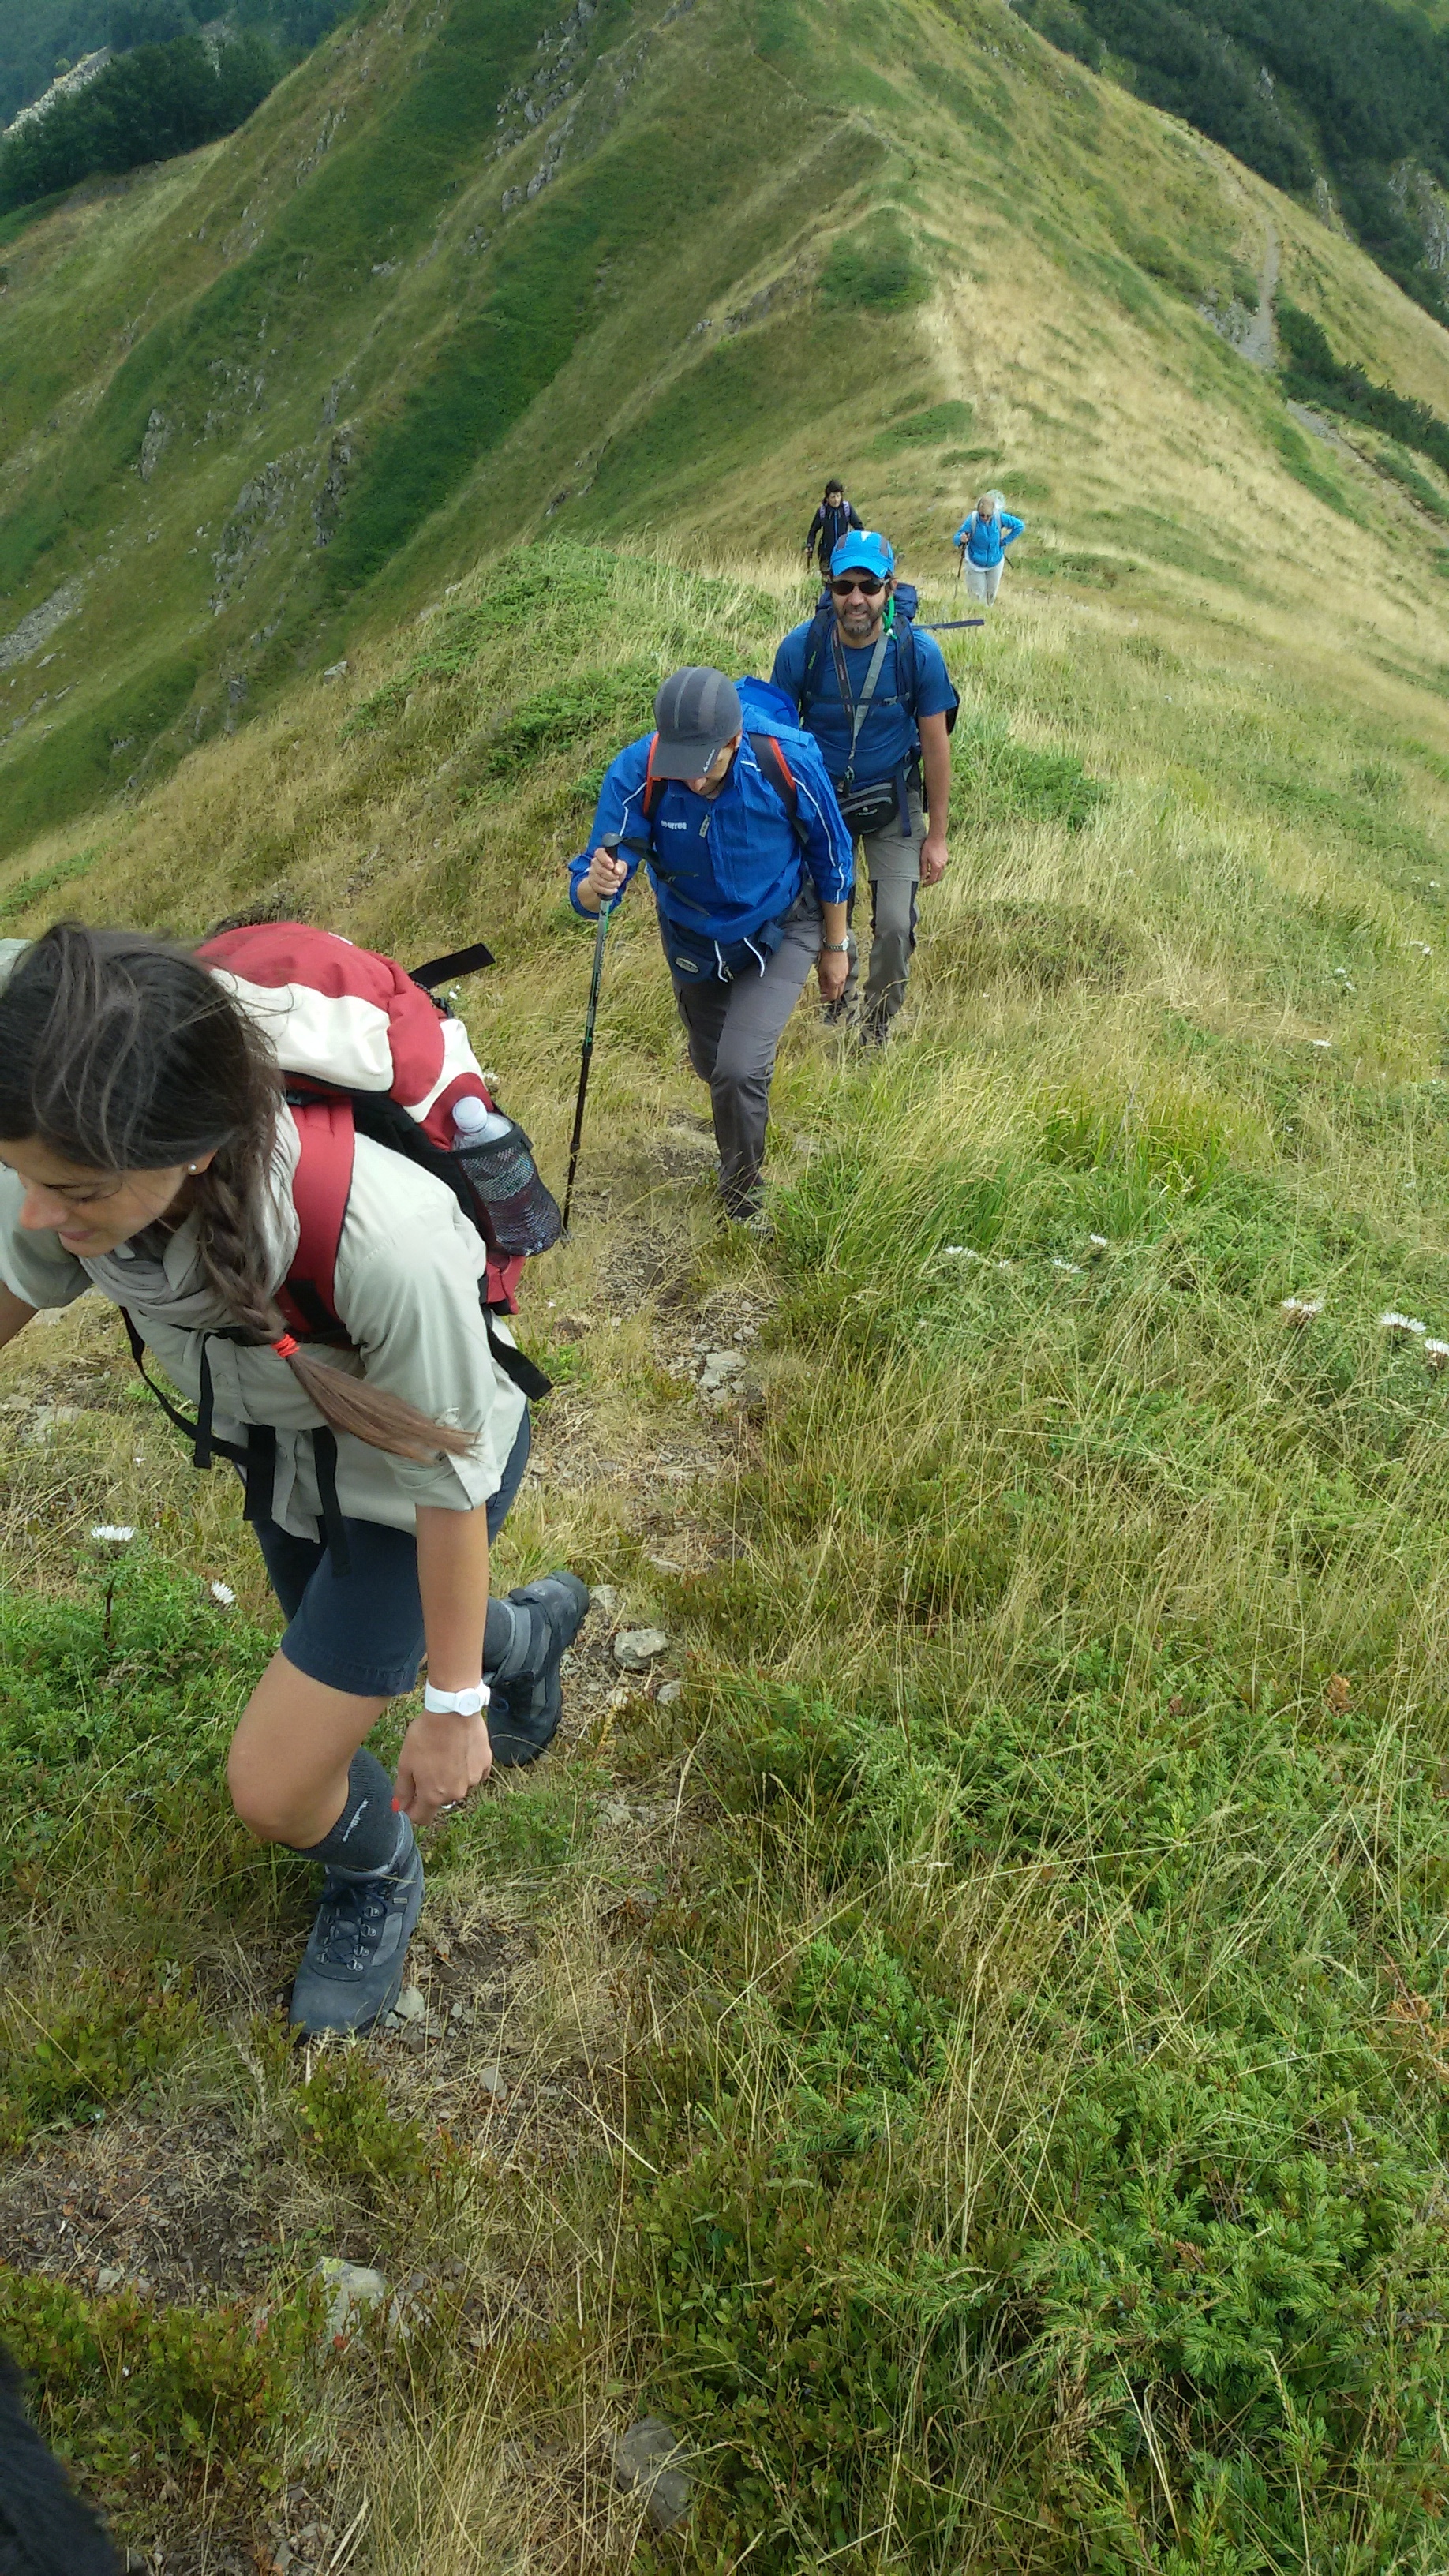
[771,530,956,1046]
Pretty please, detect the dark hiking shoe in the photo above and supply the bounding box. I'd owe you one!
[289,1829,424,2037]
[822,994,856,1027]
[487,1571,590,1765]
[858,1013,892,1050]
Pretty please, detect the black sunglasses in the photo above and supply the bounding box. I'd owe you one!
[829,576,886,597]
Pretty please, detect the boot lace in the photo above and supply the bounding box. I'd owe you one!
[314,1877,392,1971]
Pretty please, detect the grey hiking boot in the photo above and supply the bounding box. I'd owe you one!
[486,1571,590,1766]
[289,1826,424,2037]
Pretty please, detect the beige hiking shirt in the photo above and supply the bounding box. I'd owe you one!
[0,1121,527,1540]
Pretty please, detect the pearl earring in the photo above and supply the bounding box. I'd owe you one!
[188,1163,198,1174]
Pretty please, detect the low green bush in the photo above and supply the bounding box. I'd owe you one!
[294,2046,429,2190]
[0,2265,309,2503]
[0,1979,200,2147]
[820,216,927,313]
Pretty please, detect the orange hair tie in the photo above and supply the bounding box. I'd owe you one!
[272,1333,300,1361]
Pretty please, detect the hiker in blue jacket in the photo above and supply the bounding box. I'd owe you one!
[953,491,1024,605]
[771,530,957,1045]
[803,479,863,571]
[571,667,853,1227]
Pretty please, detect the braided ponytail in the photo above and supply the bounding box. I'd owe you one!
[0,923,472,1465]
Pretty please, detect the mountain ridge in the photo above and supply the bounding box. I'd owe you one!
[3,0,1449,868]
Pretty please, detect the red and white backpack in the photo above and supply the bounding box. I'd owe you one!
[198,922,548,1395]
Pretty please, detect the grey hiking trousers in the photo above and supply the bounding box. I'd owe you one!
[668,887,822,1216]
[841,785,925,1032]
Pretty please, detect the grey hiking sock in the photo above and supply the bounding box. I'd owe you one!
[291,1747,408,1878]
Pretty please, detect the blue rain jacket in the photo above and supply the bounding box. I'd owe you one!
[953,508,1024,567]
[569,703,852,945]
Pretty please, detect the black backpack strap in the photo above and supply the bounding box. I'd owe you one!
[797,605,836,722]
[312,1428,350,1578]
[410,942,495,990]
[484,1299,552,1401]
[121,1309,277,1518]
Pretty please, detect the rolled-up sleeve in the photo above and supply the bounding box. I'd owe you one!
[331,1148,526,1513]
[0,1173,88,1309]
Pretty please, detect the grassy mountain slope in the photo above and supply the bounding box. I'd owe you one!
[5,0,1449,867]
[6,0,1449,2568]
[7,531,1449,2570]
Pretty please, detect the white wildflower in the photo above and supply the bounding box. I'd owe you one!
[1052,1259,1084,1275]
[1310,1038,1333,1050]
[1410,942,1432,958]
[90,1524,136,1544]
[1425,1340,1449,1370]
[209,1581,237,1608]
[1380,1311,1428,1335]
[1088,1234,1110,1249]
[941,1245,984,1261]
[1280,1296,1324,1325]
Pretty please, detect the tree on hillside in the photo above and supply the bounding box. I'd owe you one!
[108,0,196,47]
[0,29,278,211]
[0,1,112,127]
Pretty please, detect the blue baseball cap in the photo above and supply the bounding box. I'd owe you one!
[829,528,895,580]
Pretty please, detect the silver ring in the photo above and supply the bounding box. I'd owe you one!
[439,1798,466,1814]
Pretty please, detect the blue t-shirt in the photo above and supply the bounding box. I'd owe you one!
[770,617,956,787]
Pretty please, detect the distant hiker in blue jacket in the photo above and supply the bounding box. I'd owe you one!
[571,668,853,1228]
[803,480,863,571]
[771,530,958,1046]
[953,491,1024,605]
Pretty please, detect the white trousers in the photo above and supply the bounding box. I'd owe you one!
[964,559,1004,604]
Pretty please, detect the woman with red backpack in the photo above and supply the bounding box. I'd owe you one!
[0,923,589,2038]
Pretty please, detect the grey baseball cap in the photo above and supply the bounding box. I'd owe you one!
[652,667,743,779]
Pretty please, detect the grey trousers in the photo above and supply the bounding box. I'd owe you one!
[841,786,924,1028]
[668,889,822,1214]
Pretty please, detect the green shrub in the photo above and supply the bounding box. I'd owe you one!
[819,216,927,313]
[0,2266,307,2500]
[294,2046,429,2189]
[471,661,659,783]
[0,1979,200,2147]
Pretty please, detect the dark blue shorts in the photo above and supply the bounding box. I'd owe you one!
[252,1411,530,1699]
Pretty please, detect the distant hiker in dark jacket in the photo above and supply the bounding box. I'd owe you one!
[953,492,1024,605]
[571,668,853,1226]
[803,481,863,571]
[771,530,957,1046]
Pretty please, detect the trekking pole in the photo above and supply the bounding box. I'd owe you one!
[561,882,617,1237]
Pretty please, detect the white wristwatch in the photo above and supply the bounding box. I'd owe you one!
[423,1680,491,1717]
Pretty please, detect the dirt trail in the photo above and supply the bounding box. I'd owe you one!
[1240,219,1278,369]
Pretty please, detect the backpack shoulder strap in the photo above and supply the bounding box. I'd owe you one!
[798,607,836,719]
[893,609,919,713]
[276,1091,356,1340]
[748,732,811,852]
[641,732,662,819]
